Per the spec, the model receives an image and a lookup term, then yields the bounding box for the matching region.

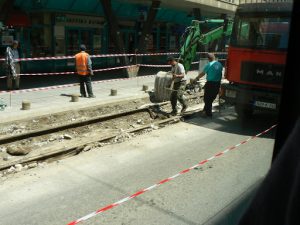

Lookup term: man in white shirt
[167,56,188,115]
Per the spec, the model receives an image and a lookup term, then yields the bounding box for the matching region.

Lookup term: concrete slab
[0,71,202,123]
[0,77,153,122]
[0,71,199,123]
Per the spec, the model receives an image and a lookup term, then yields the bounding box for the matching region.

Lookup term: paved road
[0,107,278,225]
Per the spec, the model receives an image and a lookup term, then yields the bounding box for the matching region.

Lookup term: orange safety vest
[75,52,90,76]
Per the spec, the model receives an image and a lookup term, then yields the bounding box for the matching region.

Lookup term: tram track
[0,94,203,172]
[0,104,183,171]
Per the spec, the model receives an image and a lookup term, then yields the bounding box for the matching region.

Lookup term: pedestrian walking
[195,53,223,118]
[6,40,21,90]
[167,56,188,115]
[75,44,95,98]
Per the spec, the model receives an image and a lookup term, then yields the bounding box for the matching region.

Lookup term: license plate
[225,90,237,98]
[254,101,276,109]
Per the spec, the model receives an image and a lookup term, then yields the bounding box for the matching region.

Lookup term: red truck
[221,1,292,118]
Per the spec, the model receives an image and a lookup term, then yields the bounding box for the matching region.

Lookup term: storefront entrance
[65,27,102,68]
[65,28,93,56]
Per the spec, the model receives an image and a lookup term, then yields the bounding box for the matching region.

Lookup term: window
[233,16,290,50]
[30,27,52,57]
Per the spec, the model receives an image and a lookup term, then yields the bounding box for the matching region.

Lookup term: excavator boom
[179,19,232,72]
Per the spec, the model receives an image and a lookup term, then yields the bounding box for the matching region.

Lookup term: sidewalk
[0,71,200,123]
[0,76,155,123]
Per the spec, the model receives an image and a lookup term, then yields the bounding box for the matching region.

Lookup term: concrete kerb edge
[0,113,182,171]
[0,101,222,171]
[0,94,149,124]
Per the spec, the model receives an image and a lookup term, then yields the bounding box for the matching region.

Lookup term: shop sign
[55,15,67,23]
[56,14,103,27]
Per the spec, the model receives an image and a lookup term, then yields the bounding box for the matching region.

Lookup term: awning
[6,11,31,27]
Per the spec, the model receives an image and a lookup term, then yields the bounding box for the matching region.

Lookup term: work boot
[170,110,178,116]
[199,111,212,118]
[7,77,13,90]
[15,77,20,90]
[88,95,96,98]
[181,105,187,114]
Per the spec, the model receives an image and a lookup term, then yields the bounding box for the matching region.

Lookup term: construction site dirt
[0,93,203,176]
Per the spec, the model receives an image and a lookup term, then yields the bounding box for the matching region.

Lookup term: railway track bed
[0,94,203,173]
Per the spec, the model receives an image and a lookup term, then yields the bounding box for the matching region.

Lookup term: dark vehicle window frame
[230,3,292,52]
[273,1,299,161]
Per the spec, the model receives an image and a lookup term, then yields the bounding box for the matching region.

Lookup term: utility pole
[100,0,130,77]
[137,0,161,54]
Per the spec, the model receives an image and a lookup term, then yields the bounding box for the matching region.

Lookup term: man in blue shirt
[195,53,223,118]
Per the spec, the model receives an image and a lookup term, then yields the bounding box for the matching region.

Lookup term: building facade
[0,0,238,72]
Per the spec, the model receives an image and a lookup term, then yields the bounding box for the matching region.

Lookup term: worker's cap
[207,53,215,60]
[167,56,175,62]
[80,44,86,51]
[13,40,18,45]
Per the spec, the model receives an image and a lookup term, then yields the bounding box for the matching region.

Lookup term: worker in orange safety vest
[75,44,95,98]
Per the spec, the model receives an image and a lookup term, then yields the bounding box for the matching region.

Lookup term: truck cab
[222,2,292,118]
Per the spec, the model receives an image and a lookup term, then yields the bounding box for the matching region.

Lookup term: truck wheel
[154,71,173,102]
[235,104,254,119]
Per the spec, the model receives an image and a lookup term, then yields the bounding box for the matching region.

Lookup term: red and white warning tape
[0,59,226,79]
[0,53,177,62]
[138,64,170,68]
[15,65,136,76]
[93,65,137,72]
[135,52,178,57]
[0,75,156,94]
[18,71,76,76]
[0,52,227,62]
[0,83,80,94]
[0,65,140,78]
[67,124,276,225]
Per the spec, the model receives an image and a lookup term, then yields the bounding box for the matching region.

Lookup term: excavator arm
[179,19,233,72]
[153,19,233,103]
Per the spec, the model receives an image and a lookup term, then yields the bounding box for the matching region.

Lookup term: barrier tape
[93,65,137,72]
[0,64,170,78]
[18,71,76,76]
[15,65,136,76]
[0,53,175,62]
[0,66,198,94]
[0,58,227,79]
[0,65,140,78]
[67,124,277,225]
[0,52,227,62]
[138,64,170,68]
[0,75,156,94]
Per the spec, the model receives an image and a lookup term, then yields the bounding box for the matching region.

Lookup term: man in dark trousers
[195,53,223,118]
[167,56,188,115]
[75,44,95,98]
